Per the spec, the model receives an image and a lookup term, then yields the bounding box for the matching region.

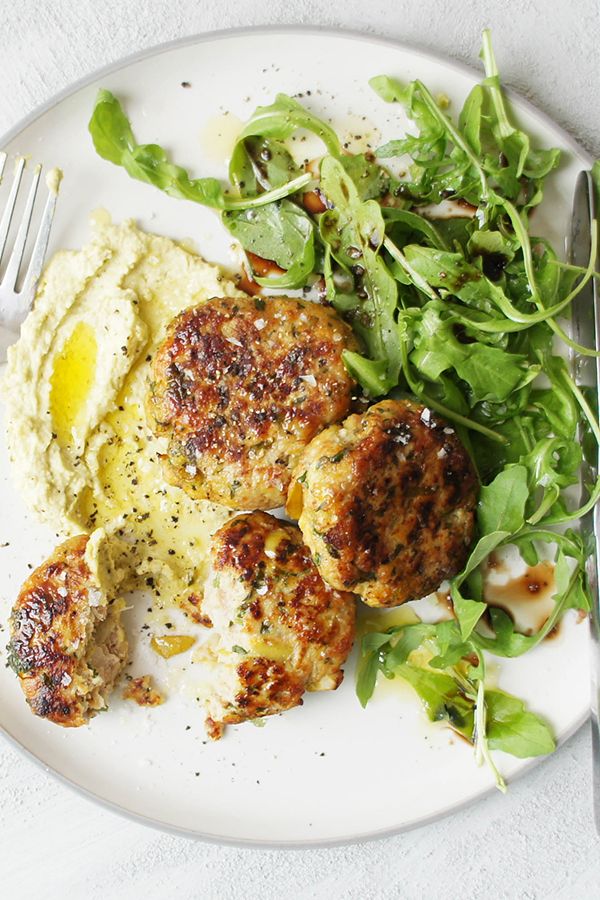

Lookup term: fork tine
[0,156,26,268]
[0,151,7,182]
[2,163,41,291]
[21,186,58,302]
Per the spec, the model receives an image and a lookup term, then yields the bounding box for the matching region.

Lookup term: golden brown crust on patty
[288,399,478,607]
[200,511,356,737]
[7,535,127,726]
[147,296,358,509]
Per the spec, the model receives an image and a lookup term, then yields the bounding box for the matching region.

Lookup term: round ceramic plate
[0,27,592,846]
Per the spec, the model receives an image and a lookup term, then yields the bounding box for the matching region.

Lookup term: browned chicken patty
[7,535,128,726]
[287,399,478,607]
[147,296,358,509]
[197,511,356,739]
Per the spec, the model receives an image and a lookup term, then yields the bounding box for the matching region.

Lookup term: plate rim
[0,23,592,849]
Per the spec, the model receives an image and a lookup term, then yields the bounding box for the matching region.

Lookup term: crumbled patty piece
[287,399,478,607]
[199,511,356,738]
[7,535,127,726]
[123,674,164,706]
[147,296,358,509]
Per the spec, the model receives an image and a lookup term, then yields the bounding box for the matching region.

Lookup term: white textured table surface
[1,2,599,898]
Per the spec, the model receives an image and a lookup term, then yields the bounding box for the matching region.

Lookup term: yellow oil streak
[285,480,303,520]
[151,634,196,658]
[199,112,244,164]
[49,321,97,447]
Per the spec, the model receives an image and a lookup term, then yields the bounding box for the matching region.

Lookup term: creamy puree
[3,214,242,606]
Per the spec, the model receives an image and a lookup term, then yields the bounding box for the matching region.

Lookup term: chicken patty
[7,534,128,726]
[147,295,358,509]
[287,399,478,607]
[197,511,355,739]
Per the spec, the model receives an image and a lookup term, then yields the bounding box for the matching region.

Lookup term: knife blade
[569,169,600,832]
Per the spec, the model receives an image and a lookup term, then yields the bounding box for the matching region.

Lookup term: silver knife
[569,169,600,832]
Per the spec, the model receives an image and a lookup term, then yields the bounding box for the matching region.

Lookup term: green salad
[88,30,600,789]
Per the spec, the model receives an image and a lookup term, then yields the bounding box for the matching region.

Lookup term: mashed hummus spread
[3,214,240,606]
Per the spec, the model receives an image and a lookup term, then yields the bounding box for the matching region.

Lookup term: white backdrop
[1,1,599,897]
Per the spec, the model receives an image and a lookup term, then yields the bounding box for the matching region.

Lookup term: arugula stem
[494,195,542,306]
[526,485,561,526]
[547,259,600,281]
[223,172,311,210]
[480,29,514,143]
[546,316,600,358]
[474,679,507,792]
[383,236,439,301]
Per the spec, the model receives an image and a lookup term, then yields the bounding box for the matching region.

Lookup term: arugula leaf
[467,228,516,262]
[341,352,392,397]
[396,663,475,739]
[455,345,537,403]
[222,200,315,289]
[229,136,303,195]
[356,649,381,708]
[89,90,310,210]
[382,208,450,251]
[485,690,555,757]
[428,620,476,669]
[477,465,529,534]
[341,153,390,201]
[382,623,436,672]
[234,93,342,158]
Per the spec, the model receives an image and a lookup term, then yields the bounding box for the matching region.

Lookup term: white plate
[0,27,592,846]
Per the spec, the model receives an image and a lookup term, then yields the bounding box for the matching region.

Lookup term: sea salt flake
[185,464,197,476]
[88,589,102,607]
[437,447,447,459]
[61,672,72,686]
[443,426,455,435]
[254,318,266,330]
[226,337,243,347]
[299,374,317,387]
[256,584,268,595]
[57,587,68,597]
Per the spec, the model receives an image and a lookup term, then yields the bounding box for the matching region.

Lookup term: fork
[0,152,59,362]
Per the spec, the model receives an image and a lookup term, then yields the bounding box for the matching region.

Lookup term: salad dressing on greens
[87,28,600,790]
